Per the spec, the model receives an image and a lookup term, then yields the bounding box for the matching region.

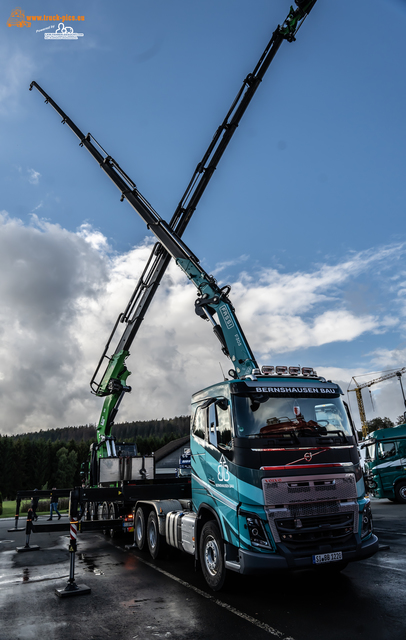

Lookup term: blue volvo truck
[164,371,378,589]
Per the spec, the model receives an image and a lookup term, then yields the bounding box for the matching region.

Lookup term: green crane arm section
[30,0,318,443]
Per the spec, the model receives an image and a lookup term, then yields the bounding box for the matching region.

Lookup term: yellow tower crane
[348,367,406,439]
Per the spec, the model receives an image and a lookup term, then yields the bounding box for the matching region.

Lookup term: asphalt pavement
[0,499,405,640]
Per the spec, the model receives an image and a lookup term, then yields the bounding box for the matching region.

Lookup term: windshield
[233,395,352,438]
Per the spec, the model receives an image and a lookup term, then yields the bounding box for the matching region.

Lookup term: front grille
[263,473,359,545]
[275,512,354,547]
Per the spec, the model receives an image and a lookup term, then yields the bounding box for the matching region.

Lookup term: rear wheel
[89,502,98,521]
[81,502,89,521]
[109,503,117,538]
[146,510,165,559]
[134,507,146,550]
[395,481,406,504]
[199,521,226,591]
[101,502,109,535]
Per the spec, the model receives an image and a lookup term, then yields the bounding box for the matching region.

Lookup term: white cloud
[212,254,249,276]
[0,214,405,434]
[27,168,41,184]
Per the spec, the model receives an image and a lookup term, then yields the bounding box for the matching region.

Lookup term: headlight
[361,501,373,539]
[246,516,271,548]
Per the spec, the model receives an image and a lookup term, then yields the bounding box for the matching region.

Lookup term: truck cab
[190,371,378,588]
[363,424,406,503]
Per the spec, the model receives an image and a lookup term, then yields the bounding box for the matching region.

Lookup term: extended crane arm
[29,84,258,428]
[29,0,318,442]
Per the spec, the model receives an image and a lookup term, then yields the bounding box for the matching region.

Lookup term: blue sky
[1,0,406,433]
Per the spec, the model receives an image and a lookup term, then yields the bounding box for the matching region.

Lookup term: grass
[0,499,68,518]
[1,501,17,518]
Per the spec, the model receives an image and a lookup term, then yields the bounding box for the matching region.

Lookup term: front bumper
[237,533,379,574]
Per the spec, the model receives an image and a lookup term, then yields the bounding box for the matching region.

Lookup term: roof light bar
[257,365,318,377]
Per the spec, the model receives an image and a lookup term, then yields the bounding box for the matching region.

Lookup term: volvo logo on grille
[304,452,313,462]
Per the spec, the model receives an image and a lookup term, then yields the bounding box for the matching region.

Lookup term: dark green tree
[366,416,394,434]
[55,447,78,488]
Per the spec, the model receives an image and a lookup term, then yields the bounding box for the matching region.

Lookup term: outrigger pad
[55,583,91,598]
[16,545,40,553]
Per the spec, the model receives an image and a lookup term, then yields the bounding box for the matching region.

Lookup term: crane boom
[348,367,406,438]
[29,0,318,445]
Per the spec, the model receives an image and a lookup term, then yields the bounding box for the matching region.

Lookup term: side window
[208,403,217,446]
[192,406,207,441]
[378,441,397,460]
[216,401,232,449]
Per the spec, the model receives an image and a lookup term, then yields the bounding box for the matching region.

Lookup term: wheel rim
[204,536,220,577]
[136,518,143,541]
[399,485,406,500]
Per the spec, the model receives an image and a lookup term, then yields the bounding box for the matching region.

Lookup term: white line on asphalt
[0,573,70,586]
[361,560,406,573]
[374,528,406,537]
[135,555,295,640]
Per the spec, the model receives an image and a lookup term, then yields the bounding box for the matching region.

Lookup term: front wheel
[199,521,226,591]
[395,481,406,504]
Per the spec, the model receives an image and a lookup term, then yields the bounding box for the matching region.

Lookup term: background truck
[29,0,378,590]
[362,424,406,503]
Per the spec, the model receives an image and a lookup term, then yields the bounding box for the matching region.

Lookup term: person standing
[47,489,61,521]
[30,489,39,521]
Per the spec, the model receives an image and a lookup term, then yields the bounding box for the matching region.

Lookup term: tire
[81,502,89,521]
[134,507,146,550]
[395,481,406,504]
[146,510,165,559]
[199,521,226,591]
[109,503,117,538]
[90,502,98,521]
[101,502,109,535]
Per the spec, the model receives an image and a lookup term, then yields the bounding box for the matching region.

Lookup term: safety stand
[55,520,91,598]
[8,513,25,533]
[16,511,40,552]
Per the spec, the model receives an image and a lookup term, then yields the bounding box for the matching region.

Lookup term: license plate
[312,551,343,564]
